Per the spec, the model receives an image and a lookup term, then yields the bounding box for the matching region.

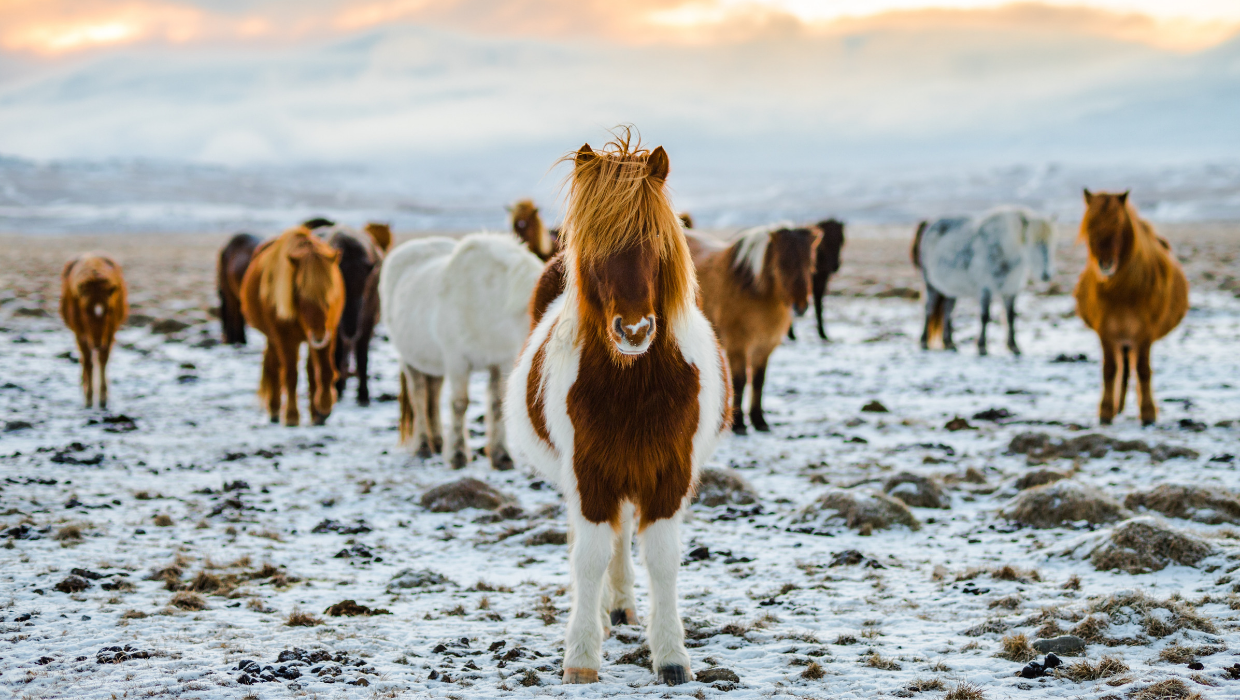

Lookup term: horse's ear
[647,146,669,181]
[575,144,595,168]
[1118,190,1129,205]
[1083,188,1093,203]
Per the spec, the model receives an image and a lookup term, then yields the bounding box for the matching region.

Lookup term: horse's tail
[398,366,415,445]
[911,220,928,269]
[926,292,945,346]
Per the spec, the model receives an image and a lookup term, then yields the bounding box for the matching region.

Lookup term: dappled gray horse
[911,206,1056,355]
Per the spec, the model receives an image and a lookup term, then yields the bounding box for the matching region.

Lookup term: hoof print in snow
[420,478,514,513]
[792,488,919,534]
[883,471,948,509]
[54,575,91,593]
[1002,480,1128,528]
[694,467,759,507]
[387,568,454,592]
[1084,517,1215,573]
[1123,484,1240,525]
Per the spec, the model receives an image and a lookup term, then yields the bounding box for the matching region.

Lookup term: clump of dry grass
[834,633,858,645]
[519,668,540,687]
[1089,590,1217,638]
[247,597,274,613]
[793,488,921,532]
[801,661,825,679]
[152,514,174,527]
[54,524,83,542]
[1071,614,1111,643]
[943,682,985,700]
[906,678,946,692]
[989,594,1023,610]
[1063,574,1081,590]
[285,607,322,627]
[252,529,282,541]
[1002,480,1127,528]
[471,580,513,593]
[121,609,147,619]
[1129,678,1203,700]
[170,591,207,611]
[1090,518,1214,574]
[188,571,221,593]
[996,633,1037,662]
[1124,484,1240,525]
[1158,642,1225,664]
[991,565,1041,583]
[860,651,901,671]
[1058,655,1129,682]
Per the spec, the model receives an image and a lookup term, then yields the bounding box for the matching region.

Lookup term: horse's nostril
[613,316,624,338]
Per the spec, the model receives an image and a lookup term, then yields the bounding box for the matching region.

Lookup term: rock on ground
[1008,432,1199,463]
[1088,517,1216,574]
[1002,480,1128,528]
[1013,469,1069,490]
[793,488,919,533]
[694,467,758,507]
[883,471,948,509]
[1124,484,1240,525]
[420,478,514,513]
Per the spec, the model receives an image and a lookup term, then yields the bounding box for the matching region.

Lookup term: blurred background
[1,0,1238,234]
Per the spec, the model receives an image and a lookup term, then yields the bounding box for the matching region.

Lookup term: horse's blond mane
[559,129,695,320]
[260,227,341,320]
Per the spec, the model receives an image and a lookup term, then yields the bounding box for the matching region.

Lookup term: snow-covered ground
[2,288,1239,699]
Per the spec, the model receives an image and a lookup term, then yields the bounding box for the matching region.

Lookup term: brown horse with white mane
[1075,190,1187,426]
[509,199,556,261]
[688,224,820,434]
[241,226,345,426]
[506,133,729,685]
[61,254,128,409]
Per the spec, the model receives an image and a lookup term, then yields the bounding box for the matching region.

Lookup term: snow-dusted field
[3,279,1240,699]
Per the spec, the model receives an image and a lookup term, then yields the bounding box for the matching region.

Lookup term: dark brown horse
[689,224,820,434]
[328,225,390,405]
[1075,190,1188,425]
[217,233,260,345]
[509,199,556,261]
[788,219,845,340]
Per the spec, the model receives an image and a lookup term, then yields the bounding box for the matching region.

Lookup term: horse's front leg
[605,503,638,628]
[748,346,775,432]
[640,516,691,685]
[1003,294,1020,355]
[261,342,281,422]
[563,510,613,684]
[402,367,432,457]
[278,335,300,426]
[426,374,445,454]
[1098,338,1118,425]
[727,351,748,435]
[447,371,470,468]
[941,296,958,351]
[815,274,830,341]
[1135,341,1156,426]
[977,288,991,356]
[920,284,940,350]
[333,335,349,399]
[486,366,513,470]
[354,321,375,406]
[77,337,94,408]
[96,343,112,410]
[308,344,335,426]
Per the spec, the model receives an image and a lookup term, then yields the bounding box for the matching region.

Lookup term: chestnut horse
[217,232,260,345]
[240,226,345,426]
[506,134,729,685]
[1075,190,1187,425]
[509,199,556,261]
[328,224,391,406]
[60,254,128,409]
[688,224,819,434]
[789,219,845,341]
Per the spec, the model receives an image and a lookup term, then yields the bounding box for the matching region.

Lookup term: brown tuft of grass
[188,571,221,593]
[170,591,207,611]
[1091,519,1215,574]
[519,668,540,687]
[989,594,1023,610]
[471,580,512,593]
[247,597,274,613]
[285,607,323,627]
[1059,655,1129,682]
[121,609,147,619]
[996,633,1037,662]
[834,633,858,645]
[1130,679,1203,700]
[1072,614,1111,642]
[906,677,946,692]
[801,661,825,680]
[943,682,985,700]
[252,529,282,541]
[1063,574,1081,590]
[860,650,901,671]
[1003,480,1127,528]
[152,514,174,527]
[992,565,1041,582]
[54,524,83,541]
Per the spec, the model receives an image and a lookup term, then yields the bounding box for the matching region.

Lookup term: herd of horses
[53,132,1190,685]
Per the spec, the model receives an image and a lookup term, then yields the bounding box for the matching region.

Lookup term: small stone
[861,400,888,413]
[420,478,514,512]
[1031,635,1085,655]
[54,575,91,593]
[944,416,973,431]
[1187,661,1204,671]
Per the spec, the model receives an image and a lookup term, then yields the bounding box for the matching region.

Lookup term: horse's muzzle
[611,315,656,356]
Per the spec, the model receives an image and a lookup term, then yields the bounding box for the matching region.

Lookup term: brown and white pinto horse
[241,226,345,426]
[60,254,128,409]
[217,232,260,345]
[506,134,729,686]
[688,224,820,434]
[509,199,556,261]
[1075,190,1188,426]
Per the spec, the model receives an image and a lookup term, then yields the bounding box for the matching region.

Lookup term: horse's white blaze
[93,304,103,318]
[623,317,650,335]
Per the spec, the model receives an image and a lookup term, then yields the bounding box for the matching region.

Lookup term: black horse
[327,226,389,405]
[789,219,845,341]
[217,233,260,345]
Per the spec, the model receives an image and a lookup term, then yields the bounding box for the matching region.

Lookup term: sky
[0,1,1237,169]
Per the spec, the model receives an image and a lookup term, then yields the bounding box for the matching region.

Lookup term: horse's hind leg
[486,366,513,471]
[640,516,691,685]
[815,274,830,341]
[941,296,958,351]
[1003,294,1020,355]
[354,319,375,406]
[749,347,775,432]
[921,284,942,350]
[977,288,991,356]
[727,351,748,435]
[426,374,444,454]
[605,503,638,628]
[1135,341,1156,426]
[562,510,612,684]
[447,371,470,469]
[402,366,432,457]
[1116,346,1131,416]
[1098,338,1119,425]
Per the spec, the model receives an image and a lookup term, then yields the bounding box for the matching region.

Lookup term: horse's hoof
[269,416,279,424]
[492,453,514,471]
[731,423,748,436]
[562,668,598,684]
[945,344,958,352]
[357,397,370,408]
[311,413,328,426]
[450,451,468,469]
[1099,416,1113,426]
[751,421,770,433]
[977,346,988,356]
[610,608,638,626]
[432,437,444,453]
[658,665,690,686]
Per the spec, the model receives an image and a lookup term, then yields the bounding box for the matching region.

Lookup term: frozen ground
[2,285,1240,699]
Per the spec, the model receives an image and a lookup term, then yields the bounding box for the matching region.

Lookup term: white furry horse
[380,233,544,470]
[912,206,1056,355]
